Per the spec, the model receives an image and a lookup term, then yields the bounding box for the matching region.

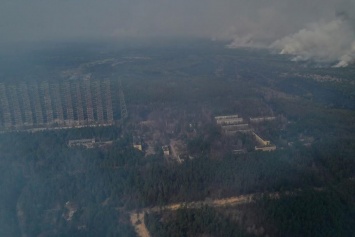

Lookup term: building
[215,114,244,125]
[255,146,276,152]
[133,136,142,151]
[215,114,250,135]
[252,132,276,152]
[162,145,170,156]
[253,132,270,146]
[250,116,276,123]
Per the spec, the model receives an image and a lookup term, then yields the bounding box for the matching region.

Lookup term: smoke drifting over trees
[270,17,355,67]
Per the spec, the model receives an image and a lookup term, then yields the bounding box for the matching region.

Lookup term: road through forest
[129,192,275,237]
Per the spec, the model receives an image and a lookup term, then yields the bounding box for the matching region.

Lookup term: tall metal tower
[75,80,85,124]
[20,83,34,126]
[119,80,128,119]
[31,82,44,125]
[84,78,94,123]
[93,80,104,123]
[51,83,64,124]
[41,81,53,125]
[0,83,12,128]
[9,85,23,127]
[63,81,74,124]
[103,79,114,123]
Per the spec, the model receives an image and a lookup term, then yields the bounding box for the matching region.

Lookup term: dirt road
[130,193,259,237]
[130,211,151,237]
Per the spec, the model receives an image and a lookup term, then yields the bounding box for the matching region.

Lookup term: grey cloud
[0,0,342,40]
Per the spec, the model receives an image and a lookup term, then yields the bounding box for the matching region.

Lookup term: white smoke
[271,18,355,67]
[227,34,265,48]
[333,41,355,67]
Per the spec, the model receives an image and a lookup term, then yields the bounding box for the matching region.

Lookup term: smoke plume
[270,17,355,67]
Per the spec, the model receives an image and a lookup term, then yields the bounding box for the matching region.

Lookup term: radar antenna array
[119,80,128,119]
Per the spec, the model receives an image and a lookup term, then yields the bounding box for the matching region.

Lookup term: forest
[0,41,354,236]
[0,122,354,236]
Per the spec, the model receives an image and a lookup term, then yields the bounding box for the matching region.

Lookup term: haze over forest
[0,1,354,237]
[1,0,355,67]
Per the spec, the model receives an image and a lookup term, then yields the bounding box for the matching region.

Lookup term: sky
[1,0,354,66]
